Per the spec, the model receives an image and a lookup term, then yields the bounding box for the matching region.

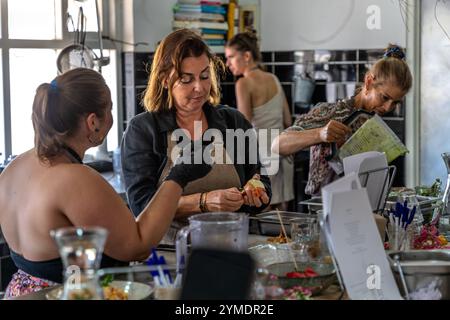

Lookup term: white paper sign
[328,188,403,300]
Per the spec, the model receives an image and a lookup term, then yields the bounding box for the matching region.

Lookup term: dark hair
[369,44,412,93]
[226,32,263,66]
[143,29,224,112]
[32,68,111,161]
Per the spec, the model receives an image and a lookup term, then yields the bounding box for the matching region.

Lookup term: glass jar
[51,227,108,300]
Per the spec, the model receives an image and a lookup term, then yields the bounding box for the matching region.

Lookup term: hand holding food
[242,175,270,207]
[204,187,244,212]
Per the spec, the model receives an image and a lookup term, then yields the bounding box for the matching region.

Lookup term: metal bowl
[266,261,336,296]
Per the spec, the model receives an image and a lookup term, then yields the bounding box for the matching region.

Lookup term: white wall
[128,0,178,52]
[124,0,407,52]
[260,0,406,51]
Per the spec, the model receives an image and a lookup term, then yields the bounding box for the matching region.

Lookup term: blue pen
[401,205,410,228]
[405,206,416,229]
[159,255,172,284]
[395,202,403,219]
[146,248,160,277]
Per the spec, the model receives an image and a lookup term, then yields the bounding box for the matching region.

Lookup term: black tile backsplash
[261,51,272,62]
[274,51,295,62]
[281,84,292,108]
[222,69,235,83]
[274,65,294,82]
[220,84,237,108]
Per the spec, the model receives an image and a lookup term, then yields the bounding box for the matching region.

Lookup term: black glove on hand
[164,141,213,188]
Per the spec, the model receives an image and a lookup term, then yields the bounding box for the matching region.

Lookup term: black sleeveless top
[10,250,128,283]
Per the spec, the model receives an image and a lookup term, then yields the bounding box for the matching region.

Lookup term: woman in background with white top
[225,32,294,210]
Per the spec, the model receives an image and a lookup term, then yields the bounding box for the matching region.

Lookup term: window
[10,49,58,155]
[8,0,62,40]
[67,0,101,32]
[1,0,120,162]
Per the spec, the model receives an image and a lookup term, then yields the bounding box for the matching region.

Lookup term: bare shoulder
[48,163,110,194]
[236,77,250,90]
[249,70,278,89]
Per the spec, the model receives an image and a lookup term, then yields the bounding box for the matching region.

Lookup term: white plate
[46,281,153,300]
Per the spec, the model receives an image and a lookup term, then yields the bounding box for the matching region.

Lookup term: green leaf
[101,274,114,287]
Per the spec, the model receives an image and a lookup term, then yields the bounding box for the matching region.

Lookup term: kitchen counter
[10,235,346,300]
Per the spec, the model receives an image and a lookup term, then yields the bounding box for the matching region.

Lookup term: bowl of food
[46,281,153,300]
[265,261,336,296]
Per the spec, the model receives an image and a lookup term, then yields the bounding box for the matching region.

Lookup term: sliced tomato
[286,272,305,278]
[304,268,318,277]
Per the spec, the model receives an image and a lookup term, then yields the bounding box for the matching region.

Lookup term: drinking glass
[290,217,320,261]
[51,226,108,300]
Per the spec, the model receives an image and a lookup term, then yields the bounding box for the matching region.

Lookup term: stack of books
[173,0,229,47]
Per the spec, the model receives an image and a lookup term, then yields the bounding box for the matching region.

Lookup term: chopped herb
[101,274,114,287]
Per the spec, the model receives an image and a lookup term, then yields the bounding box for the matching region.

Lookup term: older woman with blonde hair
[273,44,413,196]
[121,29,271,244]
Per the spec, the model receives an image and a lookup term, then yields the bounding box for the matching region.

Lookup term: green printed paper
[338,115,408,163]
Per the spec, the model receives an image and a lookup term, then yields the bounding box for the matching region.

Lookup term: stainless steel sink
[388,250,450,299]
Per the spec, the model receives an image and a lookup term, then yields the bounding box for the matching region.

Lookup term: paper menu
[338,114,408,163]
[322,172,362,219]
[326,188,403,300]
[321,173,362,254]
[343,152,389,212]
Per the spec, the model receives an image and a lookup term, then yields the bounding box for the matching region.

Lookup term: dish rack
[300,165,397,215]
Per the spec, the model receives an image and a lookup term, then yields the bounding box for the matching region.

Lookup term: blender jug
[176,212,249,272]
[51,226,108,300]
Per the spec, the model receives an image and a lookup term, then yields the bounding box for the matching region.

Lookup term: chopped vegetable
[285,267,318,278]
[101,274,114,287]
[283,286,312,300]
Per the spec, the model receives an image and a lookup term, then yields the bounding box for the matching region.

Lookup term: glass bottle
[51,227,108,300]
